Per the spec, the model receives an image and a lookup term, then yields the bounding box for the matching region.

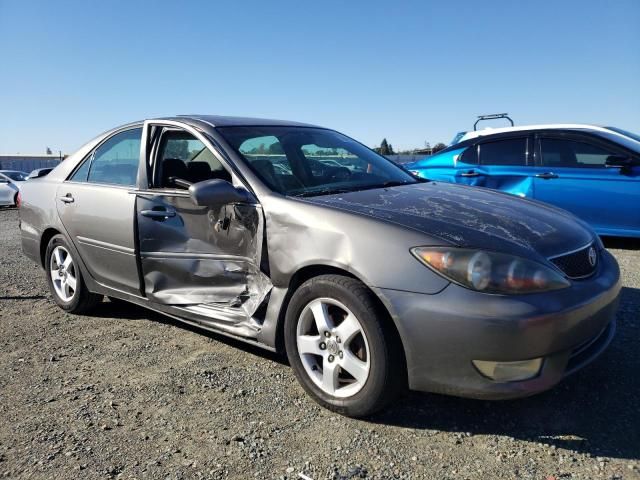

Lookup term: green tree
[432,142,447,153]
[377,138,394,155]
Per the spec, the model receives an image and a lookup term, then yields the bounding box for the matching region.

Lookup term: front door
[472,136,535,197]
[135,123,270,320]
[533,134,640,235]
[56,127,142,295]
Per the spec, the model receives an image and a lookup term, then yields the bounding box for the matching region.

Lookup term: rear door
[134,122,270,325]
[533,133,640,235]
[56,127,142,295]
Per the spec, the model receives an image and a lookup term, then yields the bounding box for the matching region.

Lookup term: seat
[251,160,282,191]
[161,158,189,188]
[187,161,212,183]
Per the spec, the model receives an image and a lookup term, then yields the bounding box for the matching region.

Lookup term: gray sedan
[18,116,620,417]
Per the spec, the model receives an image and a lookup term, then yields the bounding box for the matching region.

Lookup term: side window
[70,156,92,182]
[478,138,528,166]
[460,144,478,165]
[540,138,616,168]
[157,130,231,188]
[87,128,142,186]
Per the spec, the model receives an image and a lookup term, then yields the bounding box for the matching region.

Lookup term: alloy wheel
[49,246,77,302]
[296,297,371,398]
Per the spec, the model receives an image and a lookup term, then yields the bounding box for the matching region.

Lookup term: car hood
[303,182,594,259]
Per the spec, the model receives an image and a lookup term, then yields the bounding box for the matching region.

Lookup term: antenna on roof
[474,113,514,131]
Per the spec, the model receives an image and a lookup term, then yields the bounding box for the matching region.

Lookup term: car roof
[169,114,322,128]
[458,124,622,142]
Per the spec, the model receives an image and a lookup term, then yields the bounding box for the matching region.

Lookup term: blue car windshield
[604,127,640,146]
[599,128,640,154]
[217,126,417,197]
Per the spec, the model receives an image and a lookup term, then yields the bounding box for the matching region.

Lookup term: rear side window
[70,156,91,182]
[540,138,617,168]
[478,138,528,166]
[87,128,142,186]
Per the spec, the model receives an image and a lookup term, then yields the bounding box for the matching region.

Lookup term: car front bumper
[377,248,621,399]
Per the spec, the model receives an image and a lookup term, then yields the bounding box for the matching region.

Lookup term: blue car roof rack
[474,113,514,131]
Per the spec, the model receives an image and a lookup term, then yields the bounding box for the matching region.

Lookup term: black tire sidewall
[45,235,84,311]
[284,276,396,417]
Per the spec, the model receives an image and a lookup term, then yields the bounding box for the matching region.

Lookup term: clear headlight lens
[411,247,570,294]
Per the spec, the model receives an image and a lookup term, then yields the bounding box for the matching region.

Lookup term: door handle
[58,194,74,203]
[535,172,558,179]
[140,208,176,220]
[460,170,482,177]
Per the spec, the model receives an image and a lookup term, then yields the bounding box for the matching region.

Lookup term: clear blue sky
[0,0,638,154]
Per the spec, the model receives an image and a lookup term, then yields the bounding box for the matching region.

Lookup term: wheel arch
[40,227,62,268]
[273,264,408,381]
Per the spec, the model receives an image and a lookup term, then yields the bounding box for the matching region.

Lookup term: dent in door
[138,195,272,318]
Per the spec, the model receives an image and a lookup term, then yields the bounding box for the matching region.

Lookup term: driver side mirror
[605,155,635,171]
[189,179,253,207]
[0,178,9,184]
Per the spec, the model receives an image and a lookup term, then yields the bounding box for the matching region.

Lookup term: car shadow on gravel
[89,299,288,365]
[85,290,639,460]
[602,236,640,250]
[370,286,640,461]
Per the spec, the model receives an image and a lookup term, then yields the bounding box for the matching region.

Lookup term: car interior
[156,130,232,189]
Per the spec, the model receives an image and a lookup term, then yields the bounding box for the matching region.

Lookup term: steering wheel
[328,166,352,182]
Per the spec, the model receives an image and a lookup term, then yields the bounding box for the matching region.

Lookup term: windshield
[596,128,640,154]
[217,126,417,196]
[2,171,28,181]
[605,127,640,145]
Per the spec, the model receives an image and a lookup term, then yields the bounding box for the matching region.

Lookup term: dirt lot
[0,208,638,480]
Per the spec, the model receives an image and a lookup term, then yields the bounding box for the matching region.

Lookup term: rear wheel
[45,234,102,313]
[284,274,405,417]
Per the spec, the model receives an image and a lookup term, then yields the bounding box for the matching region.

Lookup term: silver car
[0,170,27,206]
[19,116,621,417]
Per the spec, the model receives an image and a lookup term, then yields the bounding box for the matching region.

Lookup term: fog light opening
[472,358,543,382]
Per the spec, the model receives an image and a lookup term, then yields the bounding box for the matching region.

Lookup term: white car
[0,170,27,206]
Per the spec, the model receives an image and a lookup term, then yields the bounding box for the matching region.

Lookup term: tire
[13,192,18,207]
[284,274,406,417]
[45,234,103,314]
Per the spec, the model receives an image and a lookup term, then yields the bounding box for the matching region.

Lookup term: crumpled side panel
[137,194,272,320]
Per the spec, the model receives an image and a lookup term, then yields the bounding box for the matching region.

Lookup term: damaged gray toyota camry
[19,115,621,417]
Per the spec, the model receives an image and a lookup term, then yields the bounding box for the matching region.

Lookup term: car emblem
[588,247,597,267]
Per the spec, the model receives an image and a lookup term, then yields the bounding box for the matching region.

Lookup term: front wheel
[284,275,405,417]
[45,234,103,313]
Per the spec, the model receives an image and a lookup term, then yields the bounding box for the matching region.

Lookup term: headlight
[411,247,570,294]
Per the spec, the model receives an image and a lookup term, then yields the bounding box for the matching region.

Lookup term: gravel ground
[0,207,638,480]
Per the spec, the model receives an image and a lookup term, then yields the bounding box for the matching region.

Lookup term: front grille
[549,243,597,279]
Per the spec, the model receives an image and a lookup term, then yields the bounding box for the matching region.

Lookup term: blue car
[406,124,640,238]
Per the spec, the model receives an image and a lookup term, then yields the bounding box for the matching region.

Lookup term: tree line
[373,138,447,155]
